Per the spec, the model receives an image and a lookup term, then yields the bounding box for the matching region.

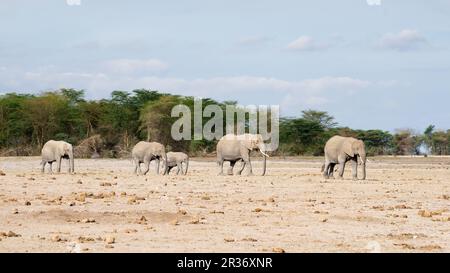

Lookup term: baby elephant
[164,152,189,175]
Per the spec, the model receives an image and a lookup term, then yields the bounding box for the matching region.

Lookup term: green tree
[279,117,325,155]
[393,129,420,155]
[301,110,337,129]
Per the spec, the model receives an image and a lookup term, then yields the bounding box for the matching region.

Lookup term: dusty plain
[0,156,449,253]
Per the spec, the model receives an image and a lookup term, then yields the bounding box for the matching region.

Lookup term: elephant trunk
[69,150,75,173]
[360,154,366,180]
[258,143,267,176]
[162,152,168,175]
[261,153,266,176]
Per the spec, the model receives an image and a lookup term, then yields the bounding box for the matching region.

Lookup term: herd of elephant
[39,134,367,180]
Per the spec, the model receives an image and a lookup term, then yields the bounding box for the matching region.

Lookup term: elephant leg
[323,160,331,179]
[57,157,62,173]
[133,158,139,175]
[218,159,225,175]
[180,162,185,175]
[41,161,46,173]
[337,157,346,179]
[155,158,160,175]
[236,160,245,175]
[48,162,53,174]
[142,158,151,175]
[351,158,358,180]
[227,160,236,175]
[328,163,336,179]
[176,163,182,175]
[245,158,253,176]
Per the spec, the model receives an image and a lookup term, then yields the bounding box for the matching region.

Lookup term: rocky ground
[0,156,449,253]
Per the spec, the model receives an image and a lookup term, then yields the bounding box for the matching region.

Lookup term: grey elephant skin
[322,135,366,180]
[164,152,189,175]
[132,141,168,175]
[216,134,269,176]
[41,140,75,174]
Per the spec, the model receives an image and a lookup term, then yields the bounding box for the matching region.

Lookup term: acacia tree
[393,129,420,155]
[301,110,337,129]
[140,95,186,150]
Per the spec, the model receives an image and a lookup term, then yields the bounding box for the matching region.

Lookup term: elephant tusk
[260,150,270,157]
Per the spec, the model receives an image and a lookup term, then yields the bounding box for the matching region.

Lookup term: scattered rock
[69,201,76,207]
[24,201,31,206]
[105,244,114,249]
[242,237,258,242]
[418,210,432,218]
[189,217,200,224]
[178,209,188,215]
[12,209,18,214]
[170,219,179,226]
[395,204,412,209]
[124,229,138,234]
[51,235,63,242]
[76,180,83,184]
[0,231,21,238]
[272,247,285,253]
[253,208,263,213]
[224,238,235,242]
[105,236,115,244]
[0,170,5,176]
[100,182,112,187]
[75,193,86,202]
[209,210,225,214]
[77,236,95,243]
[80,218,96,223]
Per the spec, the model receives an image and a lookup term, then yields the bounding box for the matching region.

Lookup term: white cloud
[0,65,372,115]
[103,58,169,74]
[287,36,328,51]
[378,29,427,51]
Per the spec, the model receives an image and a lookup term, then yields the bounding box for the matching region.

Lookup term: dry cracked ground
[0,156,449,253]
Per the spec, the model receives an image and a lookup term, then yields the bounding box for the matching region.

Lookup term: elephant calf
[322,135,366,180]
[41,140,75,174]
[164,152,189,175]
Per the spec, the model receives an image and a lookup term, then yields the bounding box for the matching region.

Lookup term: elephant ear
[63,143,71,153]
[343,139,356,157]
[242,139,255,150]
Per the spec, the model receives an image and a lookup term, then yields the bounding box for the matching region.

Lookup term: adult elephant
[216,134,269,176]
[322,135,366,180]
[41,140,75,174]
[132,141,168,175]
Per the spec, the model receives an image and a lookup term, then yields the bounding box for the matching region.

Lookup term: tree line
[0,89,448,157]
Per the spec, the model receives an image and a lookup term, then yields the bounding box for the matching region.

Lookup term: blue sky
[1,0,449,132]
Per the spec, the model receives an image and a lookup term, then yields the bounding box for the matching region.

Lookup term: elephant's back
[131,141,147,154]
[325,135,346,147]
